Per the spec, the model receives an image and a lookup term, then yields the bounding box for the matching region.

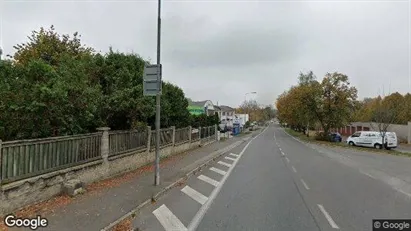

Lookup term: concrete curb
[101,131,260,231]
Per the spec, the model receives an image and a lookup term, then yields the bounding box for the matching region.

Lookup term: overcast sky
[1,0,410,108]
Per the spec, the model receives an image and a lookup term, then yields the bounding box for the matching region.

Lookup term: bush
[0,26,194,141]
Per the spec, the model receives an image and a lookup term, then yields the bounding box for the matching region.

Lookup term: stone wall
[0,137,207,216]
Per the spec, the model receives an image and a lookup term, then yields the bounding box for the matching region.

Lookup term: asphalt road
[132,124,411,231]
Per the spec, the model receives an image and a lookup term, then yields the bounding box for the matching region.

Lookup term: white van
[346,131,398,150]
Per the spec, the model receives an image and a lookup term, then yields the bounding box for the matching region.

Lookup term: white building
[234,114,249,127]
[220,105,236,128]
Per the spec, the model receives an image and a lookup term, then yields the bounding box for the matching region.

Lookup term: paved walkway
[10,133,257,231]
[396,144,411,153]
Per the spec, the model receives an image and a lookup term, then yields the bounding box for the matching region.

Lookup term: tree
[237,100,272,122]
[314,72,358,136]
[158,82,191,128]
[262,106,276,120]
[276,71,357,140]
[276,88,305,131]
[404,93,411,123]
[0,27,102,140]
[0,26,195,141]
[296,71,322,135]
[382,92,405,124]
[351,97,378,122]
[12,25,94,65]
[371,96,398,149]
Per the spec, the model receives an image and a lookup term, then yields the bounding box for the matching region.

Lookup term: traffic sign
[143,64,162,96]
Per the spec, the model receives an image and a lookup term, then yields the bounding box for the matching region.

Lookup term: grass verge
[284,128,411,158]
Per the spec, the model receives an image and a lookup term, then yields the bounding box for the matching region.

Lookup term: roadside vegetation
[276,71,411,141]
[0,26,217,141]
[276,71,411,157]
[285,127,411,158]
[276,71,357,140]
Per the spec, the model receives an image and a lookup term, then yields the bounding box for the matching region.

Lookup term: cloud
[1,1,409,107]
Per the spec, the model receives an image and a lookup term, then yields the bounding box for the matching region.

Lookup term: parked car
[346,131,398,150]
[316,131,342,142]
[329,132,342,142]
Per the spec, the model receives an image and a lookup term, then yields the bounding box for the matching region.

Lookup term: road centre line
[292,166,297,173]
[300,179,310,190]
[285,157,290,163]
[317,204,340,229]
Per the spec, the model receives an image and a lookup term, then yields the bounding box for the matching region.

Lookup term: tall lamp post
[244,92,257,124]
[154,0,162,186]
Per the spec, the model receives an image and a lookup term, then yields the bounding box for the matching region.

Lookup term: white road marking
[217,161,232,168]
[292,166,297,173]
[279,147,282,152]
[224,156,236,161]
[360,170,376,179]
[318,204,340,229]
[300,179,310,190]
[210,167,226,175]
[285,157,290,163]
[181,186,208,205]
[198,175,219,187]
[187,126,269,231]
[281,151,285,156]
[398,189,411,198]
[153,204,188,231]
[229,153,239,157]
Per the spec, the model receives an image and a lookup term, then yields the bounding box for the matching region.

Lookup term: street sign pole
[154,0,162,186]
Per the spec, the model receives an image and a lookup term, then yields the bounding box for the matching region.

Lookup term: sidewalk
[5,133,256,231]
[396,143,411,154]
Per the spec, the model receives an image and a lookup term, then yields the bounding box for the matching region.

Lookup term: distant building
[187,100,216,116]
[213,105,222,119]
[220,105,236,128]
[234,114,249,127]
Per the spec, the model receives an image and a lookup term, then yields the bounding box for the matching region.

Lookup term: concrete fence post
[172,126,176,146]
[408,122,411,144]
[97,127,111,165]
[188,126,192,143]
[199,127,202,140]
[147,126,152,152]
[215,124,218,141]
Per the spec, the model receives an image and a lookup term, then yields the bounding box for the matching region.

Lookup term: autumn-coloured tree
[276,86,309,131]
[315,72,358,135]
[352,92,411,125]
[236,100,275,122]
[276,71,358,138]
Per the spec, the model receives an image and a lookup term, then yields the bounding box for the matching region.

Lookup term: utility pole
[154,0,162,186]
